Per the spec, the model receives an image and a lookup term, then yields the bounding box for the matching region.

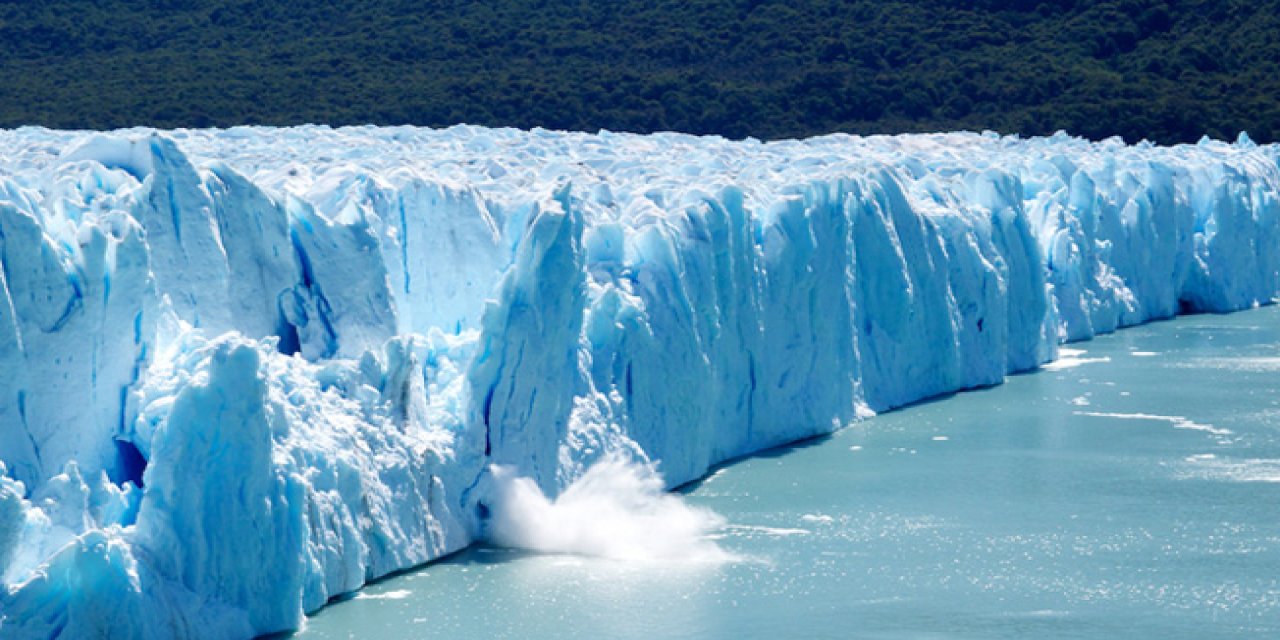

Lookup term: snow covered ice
[0,125,1278,638]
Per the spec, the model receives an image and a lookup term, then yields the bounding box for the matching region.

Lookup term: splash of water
[483,455,736,563]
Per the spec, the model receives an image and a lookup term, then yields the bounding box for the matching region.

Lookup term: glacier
[0,125,1277,638]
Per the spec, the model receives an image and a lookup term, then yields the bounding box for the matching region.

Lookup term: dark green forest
[1,0,1276,143]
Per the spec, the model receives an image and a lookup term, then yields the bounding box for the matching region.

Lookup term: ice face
[0,126,1278,638]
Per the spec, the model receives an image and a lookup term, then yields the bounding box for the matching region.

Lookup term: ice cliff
[0,126,1277,638]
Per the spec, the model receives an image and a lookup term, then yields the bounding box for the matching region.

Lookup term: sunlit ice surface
[3,126,1279,638]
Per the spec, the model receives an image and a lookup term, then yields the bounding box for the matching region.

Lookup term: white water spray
[483,455,735,563]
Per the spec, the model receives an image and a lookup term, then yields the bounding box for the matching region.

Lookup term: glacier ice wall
[0,126,1277,638]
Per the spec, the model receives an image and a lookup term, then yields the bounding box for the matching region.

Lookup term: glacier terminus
[0,126,1278,638]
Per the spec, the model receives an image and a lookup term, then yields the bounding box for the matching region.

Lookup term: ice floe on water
[1176,457,1280,483]
[1042,348,1111,370]
[1073,411,1233,436]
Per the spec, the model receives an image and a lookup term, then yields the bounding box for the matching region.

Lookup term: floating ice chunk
[355,589,414,601]
[1073,411,1232,436]
[1178,457,1280,483]
[1042,348,1112,370]
[800,514,835,524]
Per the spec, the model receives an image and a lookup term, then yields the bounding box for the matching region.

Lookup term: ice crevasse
[0,126,1277,638]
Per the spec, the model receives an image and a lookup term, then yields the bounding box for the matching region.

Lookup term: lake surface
[293,307,1280,639]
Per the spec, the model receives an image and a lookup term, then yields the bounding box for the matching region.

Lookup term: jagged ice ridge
[0,126,1278,638]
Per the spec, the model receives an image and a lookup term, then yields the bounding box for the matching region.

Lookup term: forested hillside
[0,0,1276,142]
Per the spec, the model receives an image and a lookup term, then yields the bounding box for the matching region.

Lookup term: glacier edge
[0,126,1277,638]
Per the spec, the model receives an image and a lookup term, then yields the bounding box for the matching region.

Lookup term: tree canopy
[0,0,1275,143]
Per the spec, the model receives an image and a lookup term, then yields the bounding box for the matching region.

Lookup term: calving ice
[0,126,1277,638]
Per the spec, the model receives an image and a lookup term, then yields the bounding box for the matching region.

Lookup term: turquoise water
[294,308,1280,639]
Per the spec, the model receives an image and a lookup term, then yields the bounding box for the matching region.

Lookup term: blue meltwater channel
[292,307,1280,639]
